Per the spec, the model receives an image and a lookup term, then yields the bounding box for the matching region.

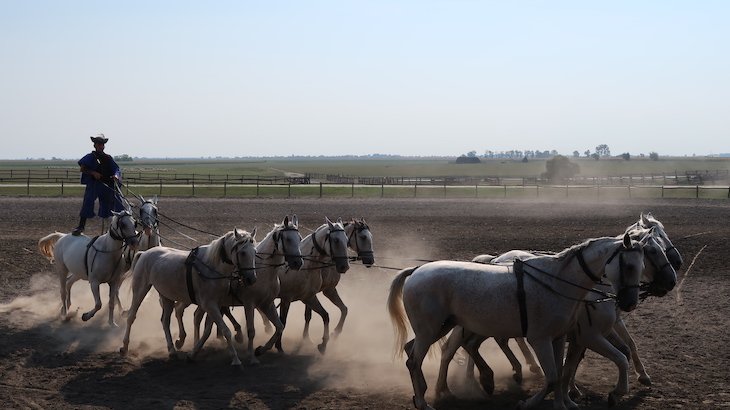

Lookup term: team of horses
[38,197,681,409]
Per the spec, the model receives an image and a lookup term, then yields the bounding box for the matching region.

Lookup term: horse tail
[38,232,64,263]
[387,266,419,359]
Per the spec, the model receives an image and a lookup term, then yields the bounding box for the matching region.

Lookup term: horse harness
[513,243,642,337]
[310,225,348,268]
[346,221,374,262]
[184,239,256,305]
[84,213,137,279]
[256,224,301,268]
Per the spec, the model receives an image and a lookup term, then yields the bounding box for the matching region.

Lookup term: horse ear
[152,195,158,204]
[251,227,257,241]
[283,215,290,227]
[292,214,298,226]
[640,213,650,227]
[337,217,343,225]
[326,216,335,229]
[234,227,242,239]
[623,232,632,248]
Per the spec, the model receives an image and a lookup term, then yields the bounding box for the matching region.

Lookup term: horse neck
[300,226,327,265]
[540,237,621,299]
[199,236,234,273]
[255,229,286,276]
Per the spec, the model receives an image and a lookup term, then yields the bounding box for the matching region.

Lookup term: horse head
[638,233,677,297]
[231,228,257,286]
[110,210,139,250]
[274,215,304,270]
[138,196,159,236]
[604,233,644,312]
[323,217,350,274]
[346,217,374,267]
[638,212,683,270]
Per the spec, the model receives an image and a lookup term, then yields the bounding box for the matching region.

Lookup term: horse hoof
[512,372,523,385]
[119,347,128,355]
[186,353,195,363]
[317,343,327,355]
[231,362,242,369]
[479,377,495,395]
[638,375,652,386]
[254,346,265,356]
[434,389,454,401]
[175,339,184,350]
[81,313,92,322]
[569,388,583,400]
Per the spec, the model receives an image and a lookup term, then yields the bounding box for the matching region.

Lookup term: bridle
[109,211,139,246]
[346,221,374,261]
[311,223,349,265]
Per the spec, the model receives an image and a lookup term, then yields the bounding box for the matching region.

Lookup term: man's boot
[72,217,86,236]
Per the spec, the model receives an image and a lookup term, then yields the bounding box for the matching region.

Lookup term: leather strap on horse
[219,241,233,265]
[312,230,328,256]
[514,259,529,337]
[84,236,100,278]
[576,248,602,282]
[185,247,199,304]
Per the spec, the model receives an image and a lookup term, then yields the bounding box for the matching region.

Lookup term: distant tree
[542,155,580,182]
[595,144,611,157]
[467,150,477,157]
[591,153,600,161]
[620,152,631,160]
[649,152,659,160]
[572,150,580,158]
[584,149,591,158]
[640,153,646,158]
[456,155,480,164]
[114,154,134,162]
[522,156,528,163]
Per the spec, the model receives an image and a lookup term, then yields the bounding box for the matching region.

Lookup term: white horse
[388,233,644,410]
[120,228,257,366]
[296,218,374,341]
[38,210,139,326]
[62,196,160,313]
[273,217,350,354]
[436,229,677,407]
[446,213,683,399]
[185,215,305,364]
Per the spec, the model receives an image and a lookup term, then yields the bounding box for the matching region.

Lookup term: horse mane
[551,236,620,269]
[206,230,253,265]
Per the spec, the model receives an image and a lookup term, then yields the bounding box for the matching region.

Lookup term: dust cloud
[1,247,535,396]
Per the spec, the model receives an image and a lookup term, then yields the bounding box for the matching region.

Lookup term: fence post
[288,183,291,198]
[192,180,195,197]
[26,178,30,195]
[414,183,417,198]
[61,180,64,196]
[628,185,631,199]
[223,181,227,197]
[159,180,163,196]
[504,185,507,198]
[661,185,664,198]
[320,182,323,198]
[381,183,384,198]
[696,185,699,199]
[351,182,354,198]
[475,184,478,198]
[566,184,569,198]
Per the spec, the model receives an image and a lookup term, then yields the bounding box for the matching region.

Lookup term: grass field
[2,156,730,179]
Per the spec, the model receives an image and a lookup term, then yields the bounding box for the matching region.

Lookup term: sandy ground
[0,196,728,409]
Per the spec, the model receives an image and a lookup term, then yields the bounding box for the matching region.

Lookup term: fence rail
[2,179,729,200]
[1,168,728,187]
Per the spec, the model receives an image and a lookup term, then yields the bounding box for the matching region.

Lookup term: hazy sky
[1,1,728,159]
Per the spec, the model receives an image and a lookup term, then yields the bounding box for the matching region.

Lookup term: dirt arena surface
[1,196,728,409]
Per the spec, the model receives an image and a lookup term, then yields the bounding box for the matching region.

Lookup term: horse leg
[516,336,542,374]
[191,304,241,367]
[159,296,177,357]
[57,264,70,320]
[614,317,651,385]
[302,305,313,343]
[302,295,330,354]
[405,337,436,410]
[495,337,524,384]
[107,281,120,327]
[223,307,244,344]
[462,335,495,396]
[520,337,562,410]
[255,302,284,357]
[435,330,463,400]
[261,308,273,334]
[322,287,348,337]
[583,333,631,406]
[174,301,188,349]
[560,334,584,408]
[193,306,205,345]
[275,300,292,353]
[65,273,80,311]
[81,280,103,321]
[242,304,259,365]
[120,282,152,355]
[189,314,215,362]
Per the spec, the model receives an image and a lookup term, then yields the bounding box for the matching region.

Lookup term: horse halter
[109,211,139,245]
[347,221,374,261]
[312,224,349,263]
[221,235,257,286]
[272,224,301,258]
[138,201,159,231]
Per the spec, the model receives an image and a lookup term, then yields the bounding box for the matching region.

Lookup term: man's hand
[92,171,102,180]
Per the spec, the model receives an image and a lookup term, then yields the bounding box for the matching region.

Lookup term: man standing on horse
[72,134,124,235]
